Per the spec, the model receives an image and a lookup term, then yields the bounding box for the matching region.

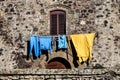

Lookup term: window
[50,10,66,35]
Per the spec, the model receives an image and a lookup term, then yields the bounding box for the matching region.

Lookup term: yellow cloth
[70,33,95,62]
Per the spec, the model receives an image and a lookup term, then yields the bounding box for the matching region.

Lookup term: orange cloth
[70,33,95,62]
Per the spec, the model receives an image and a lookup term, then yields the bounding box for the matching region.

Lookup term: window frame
[50,10,66,35]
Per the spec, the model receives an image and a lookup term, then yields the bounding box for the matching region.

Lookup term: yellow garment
[85,33,95,61]
[70,33,95,62]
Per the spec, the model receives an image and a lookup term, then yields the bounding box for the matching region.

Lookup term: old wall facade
[0,0,120,69]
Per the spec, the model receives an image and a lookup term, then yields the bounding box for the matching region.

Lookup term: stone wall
[0,0,120,69]
[93,0,120,67]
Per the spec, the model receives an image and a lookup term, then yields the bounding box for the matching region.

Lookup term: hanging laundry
[29,36,39,57]
[85,33,95,61]
[70,33,95,62]
[58,35,68,49]
[52,36,56,46]
[39,36,52,55]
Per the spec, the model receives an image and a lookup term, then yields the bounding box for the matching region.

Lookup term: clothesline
[30,33,96,38]
[29,33,95,63]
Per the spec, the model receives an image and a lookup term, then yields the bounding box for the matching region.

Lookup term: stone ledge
[0,68,119,75]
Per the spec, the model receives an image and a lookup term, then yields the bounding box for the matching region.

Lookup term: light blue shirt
[58,35,68,49]
[39,36,52,55]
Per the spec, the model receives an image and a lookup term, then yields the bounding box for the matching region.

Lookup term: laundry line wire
[30,33,96,37]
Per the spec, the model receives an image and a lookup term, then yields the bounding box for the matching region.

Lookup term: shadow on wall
[27,41,49,60]
[26,40,80,69]
[69,40,79,67]
[26,40,85,69]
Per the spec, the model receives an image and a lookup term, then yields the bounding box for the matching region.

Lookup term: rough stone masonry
[0,0,120,69]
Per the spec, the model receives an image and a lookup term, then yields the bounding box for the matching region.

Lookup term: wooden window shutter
[50,10,66,35]
[50,14,57,35]
[59,14,66,35]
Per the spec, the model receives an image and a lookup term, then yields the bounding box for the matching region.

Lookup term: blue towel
[39,36,52,55]
[29,36,39,57]
[58,35,68,49]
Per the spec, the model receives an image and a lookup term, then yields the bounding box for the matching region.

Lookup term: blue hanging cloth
[39,36,52,55]
[58,35,68,49]
[29,36,39,57]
